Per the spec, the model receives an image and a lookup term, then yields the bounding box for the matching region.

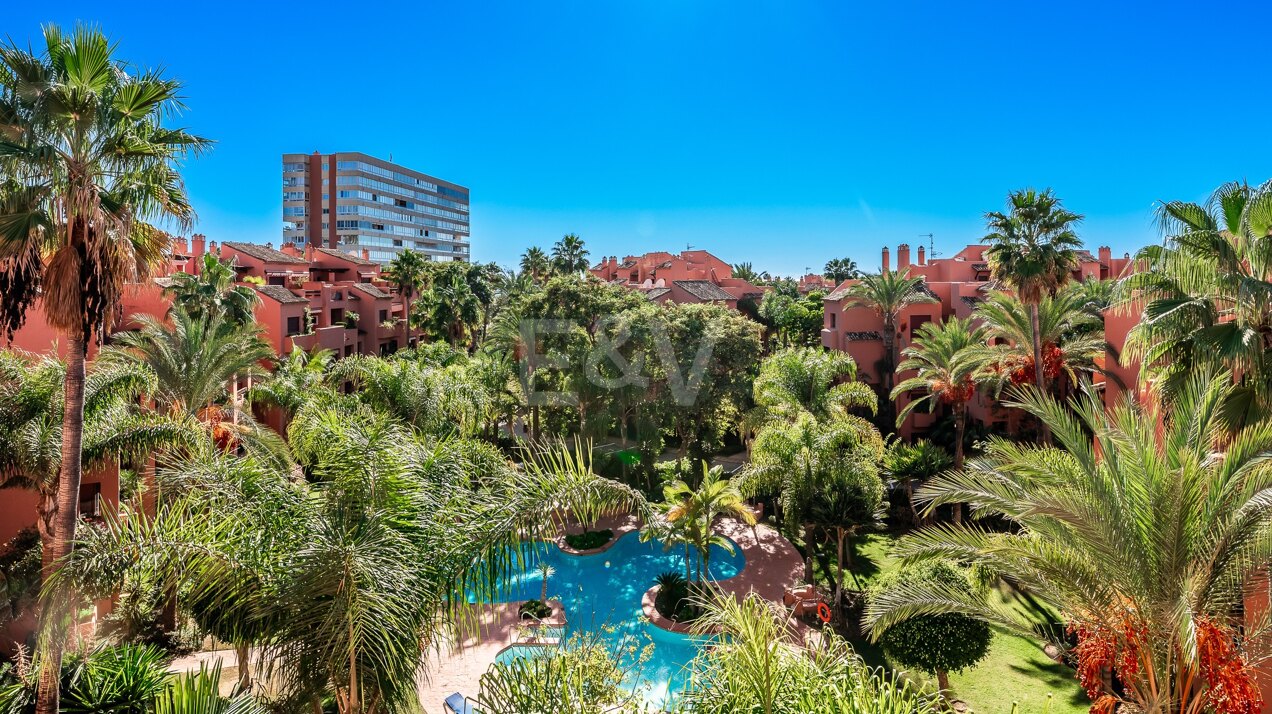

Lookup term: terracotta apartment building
[590,249,765,308]
[0,235,423,550]
[821,242,1141,439]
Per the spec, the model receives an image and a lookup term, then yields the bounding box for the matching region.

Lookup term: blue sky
[9,1,1272,275]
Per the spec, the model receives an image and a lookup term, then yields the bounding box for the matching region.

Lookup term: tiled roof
[153,277,176,289]
[646,287,671,300]
[825,283,855,301]
[672,280,734,301]
[255,285,307,304]
[1075,250,1097,262]
[916,281,938,299]
[316,247,377,266]
[222,241,309,265]
[971,262,990,271]
[350,283,392,300]
[960,296,984,307]
[844,331,882,342]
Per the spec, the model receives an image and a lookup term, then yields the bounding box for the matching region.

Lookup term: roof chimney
[882,246,890,273]
[1098,245,1112,264]
[191,233,206,258]
[208,241,218,256]
[917,245,926,265]
[897,243,911,271]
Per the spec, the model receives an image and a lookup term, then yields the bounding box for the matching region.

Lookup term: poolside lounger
[443,692,478,714]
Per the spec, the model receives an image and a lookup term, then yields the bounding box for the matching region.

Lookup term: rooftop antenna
[920,233,939,258]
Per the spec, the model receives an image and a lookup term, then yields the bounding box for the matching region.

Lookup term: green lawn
[807,531,1090,714]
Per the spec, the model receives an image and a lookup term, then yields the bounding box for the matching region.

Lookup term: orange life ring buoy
[816,602,832,623]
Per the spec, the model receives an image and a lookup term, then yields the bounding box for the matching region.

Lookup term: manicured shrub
[519,599,552,620]
[868,561,992,696]
[564,529,613,551]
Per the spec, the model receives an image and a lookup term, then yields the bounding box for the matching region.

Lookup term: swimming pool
[478,530,745,707]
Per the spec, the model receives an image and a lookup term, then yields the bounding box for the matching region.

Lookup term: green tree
[974,290,1105,400]
[164,253,259,327]
[551,233,590,274]
[384,249,427,349]
[843,270,938,429]
[104,308,273,417]
[803,450,885,612]
[880,440,950,529]
[0,26,208,711]
[891,317,989,523]
[751,346,876,426]
[478,633,648,714]
[680,593,939,714]
[864,372,1272,714]
[867,561,992,699]
[1120,179,1272,427]
[823,257,861,283]
[0,354,196,574]
[981,188,1083,393]
[247,346,335,424]
[415,264,481,347]
[653,464,755,585]
[739,413,882,583]
[519,246,551,281]
[731,262,760,283]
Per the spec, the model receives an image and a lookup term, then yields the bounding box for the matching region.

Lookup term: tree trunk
[400,288,411,349]
[236,643,252,690]
[1029,302,1051,444]
[834,529,848,616]
[36,334,88,714]
[937,669,951,700]
[803,522,817,584]
[882,316,896,429]
[952,405,966,525]
[531,405,541,442]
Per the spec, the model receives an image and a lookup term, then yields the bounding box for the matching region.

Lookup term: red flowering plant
[865,374,1272,714]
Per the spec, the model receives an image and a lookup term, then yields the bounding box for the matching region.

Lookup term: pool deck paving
[417,511,806,712]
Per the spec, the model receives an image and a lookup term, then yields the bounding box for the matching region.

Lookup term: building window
[286,316,301,335]
[331,308,344,326]
[268,276,285,286]
[379,309,388,322]
[829,313,836,329]
[79,482,102,518]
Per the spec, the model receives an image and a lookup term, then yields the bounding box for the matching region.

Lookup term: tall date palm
[0,25,208,712]
[981,188,1083,391]
[843,270,937,428]
[865,373,1272,714]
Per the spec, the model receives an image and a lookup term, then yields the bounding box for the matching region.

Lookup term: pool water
[478,531,745,707]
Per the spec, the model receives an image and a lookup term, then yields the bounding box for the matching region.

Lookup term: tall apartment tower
[282,151,470,264]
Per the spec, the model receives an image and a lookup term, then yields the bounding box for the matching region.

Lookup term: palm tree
[657,464,756,585]
[842,270,938,427]
[891,317,989,523]
[519,247,551,281]
[70,424,645,714]
[329,354,491,437]
[823,257,861,283]
[981,188,1083,391]
[731,262,760,283]
[164,253,259,327]
[0,26,208,710]
[682,593,938,714]
[880,440,951,529]
[864,372,1272,714]
[551,233,589,274]
[105,308,272,417]
[248,346,335,424]
[750,347,877,427]
[385,249,428,348]
[1119,179,1272,426]
[416,268,481,347]
[738,413,883,583]
[0,353,197,574]
[973,291,1105,400]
